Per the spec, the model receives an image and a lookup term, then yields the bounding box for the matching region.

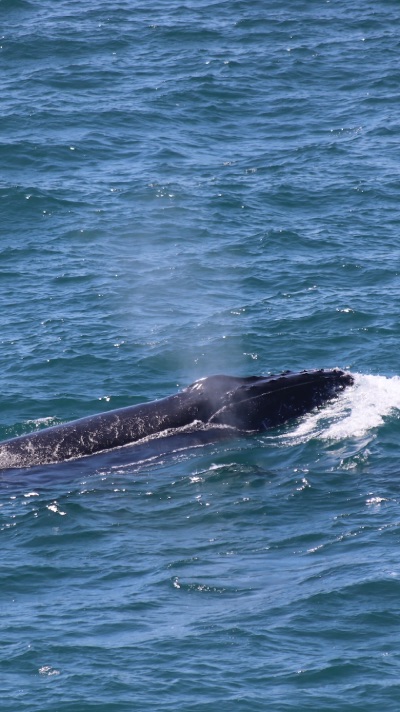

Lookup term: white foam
[281,373,400,444]
[26,417,56,427]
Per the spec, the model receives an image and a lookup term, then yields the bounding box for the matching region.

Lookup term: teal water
[2,1,400,709]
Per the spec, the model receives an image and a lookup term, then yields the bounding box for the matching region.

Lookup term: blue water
[2,1,400,709]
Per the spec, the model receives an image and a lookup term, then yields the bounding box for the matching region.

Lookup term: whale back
[0,369,353,469]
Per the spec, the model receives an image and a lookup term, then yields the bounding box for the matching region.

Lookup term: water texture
[2,1,400,710]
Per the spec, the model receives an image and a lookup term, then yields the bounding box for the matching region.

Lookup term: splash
[280,373,400,444]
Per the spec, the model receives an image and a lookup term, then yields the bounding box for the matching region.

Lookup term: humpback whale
[0,369,353,470]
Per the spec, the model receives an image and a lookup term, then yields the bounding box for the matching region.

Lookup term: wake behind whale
[0,369,353,470]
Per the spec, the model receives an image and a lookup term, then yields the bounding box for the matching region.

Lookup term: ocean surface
[2,0,400,709]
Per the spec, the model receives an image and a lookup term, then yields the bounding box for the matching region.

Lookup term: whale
[0,369,353,470]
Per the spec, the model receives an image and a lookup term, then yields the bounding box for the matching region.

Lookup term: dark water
[2,1,400,709]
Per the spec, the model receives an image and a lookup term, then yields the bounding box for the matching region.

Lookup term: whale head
[194,369,354,431]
